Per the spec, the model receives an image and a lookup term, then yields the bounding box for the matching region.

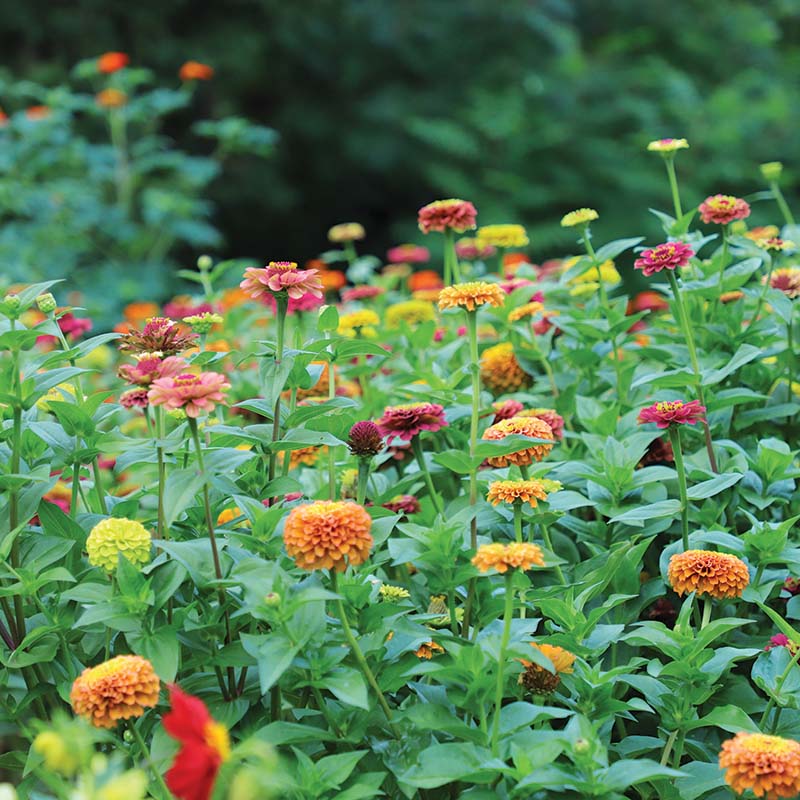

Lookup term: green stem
[490,573,515,756]
[660,729,678,766]
[155,407,167,540]
[759,644,800,730]
[356,459,370,506]
[512,502,523,543]
[699,597,712,631]
[267,297,288,500]
[786,305,795,396]
[717,226,729,296]
[128,722,173,800]
[447,589,459,635]
[495,246,505,278]
[771,181,796,227]
[664,158,683,220]
[411,436,444,515]
[327,342,337,501]
[671,729,687,768]
[753,256,775,324]
[343,240,358,268]
[443,228,460,284]
[539,523,566,585]
[753,563,765,588]
[668,427,690,552]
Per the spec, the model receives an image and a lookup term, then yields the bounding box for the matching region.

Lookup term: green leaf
[315,750,367,789]
[686,472,743,500]
[323,666,369,710]
[609,500,681,526]
[686,705,759,733]
[701,344,761,387]
[601,759,684,791]
[241,632,299,694]
[398,743,508,788]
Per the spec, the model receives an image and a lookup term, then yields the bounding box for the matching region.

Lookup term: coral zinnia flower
[164,685,230,800]
[415,641,445,659]
[647,138,689,153]
[634,242,694,277]
[486,479,549,507]
[241,261,323,302]
[517,408,565,440]
[118,317,198,356]
[719,732,800,799]
[668,549,750,599]
[147,372,230,418]
[386,299,436,328]
[118,354,187,386]
[86,518,151,572]
[283,500,373,571]
[699,194,751,225]
[560,208,598,228]
[480,343,532,394]
[455,237,496,260]
[407,270,444,292]
[328,222,366,242]
[438,281,505,312]
[481,416,555,467]
[71,655,159,728]
[637,399,706,429]
[418,199,477,234]
[472,542,544,573]
[519,642,576,694]
[387,244,430,264]
[96,88,127,108]
[97,52,129,74]
[476,224,529,249]
[179,61,214,81]
[376,402,447,441]
[768,268,800,299]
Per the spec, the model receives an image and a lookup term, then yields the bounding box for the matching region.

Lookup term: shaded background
[1,0,798,282]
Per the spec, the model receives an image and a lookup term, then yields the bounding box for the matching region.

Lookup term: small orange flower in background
[283,500,373,571]
[415,641,445,659]
[70,655,159,728]
[318,268,347,292]
[438,281,505,312]
[123,301,160,327]
[508,301,545,323]
[482,416,555,467]
[408,270,444,292]
[668,549,750,599]
[719,732,800,799]
[180,60,215,81]
[97,51,129,74]
[472,542,544,573]
[25,106,50,120]
[519,642,576,694]
[480,342,532,394]
[96,88,127,108]
[486,479,550,508]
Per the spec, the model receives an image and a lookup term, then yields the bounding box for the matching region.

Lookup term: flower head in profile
[482,416,555,467]
[241,261,323,302]
[376,402,447,441]
[455,237,496,260]
[118,354,187,386]
[97,52,129,73]
[120,387,150,409]
[767,268,800,299]
[508,301,545,323]
[341,285,385,302]
[328,222,366,242]
[283,500,372,571]
[491,399,524,422]
[96,88,127,108]
[637,399,706,429]
[699,194,751,225]
[668,549,750,599]
[179,61,214,81]
[87,518,151,572]
[647,138,689,153]
[517,408,565,440]
[386,299,436,328]
[476,224,529,250]
[479,342,532,394]
[418,199,478,234]
[438,281,505,312]
[519,642,576,694]
[719,732,800,800]
[163,685,230,800]
[634,242,694,277]
[382,494,421,515]
[347,420,384,458]
[147,372,230,418]
[760,162,784,183]
[472,542,545,573]
[118,317,198,356]
[71,655,159,728]
[486,479,550,508]
[560,208,598,228]
[387,244,430,264]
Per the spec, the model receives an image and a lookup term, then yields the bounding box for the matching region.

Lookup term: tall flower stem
[666,270,718,473]
[411,437,444,515]
[154,407,167,540]
[443,229,461,284]
[356,459,370,506]
[753,256,775,323]
[716,225,730,296]
[329,570,398,735]
[188,417,236,697]
[539,523,566,585]
[664,157,683,220]
[327,341,337,501]
[495,246,506,278]
[667,426,690,552]
[128,722,173,800]
[699,597,712,630]
[771,181,796,227]
[490,572,514,756]
[267,296,289,501]
[512,502,523,543]
[786,305,795,396]
[760,645,800,732]
[343,241,358,268]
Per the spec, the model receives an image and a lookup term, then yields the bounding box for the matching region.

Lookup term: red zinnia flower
[163,685,230,800]
[180,61,214,81]
[637,399,706,429]
[97,52,129,74]
[634,242,694,277]
[418,199,477,234]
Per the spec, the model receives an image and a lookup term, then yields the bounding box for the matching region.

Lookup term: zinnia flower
[328,222,365,242]
[480,343,532,394]
[341,285,385,302]
[338,309,380,338]
[628,291,670,314]
[455,237,496,260]
[241,261,323,302]
[438,281,505,312]
[86,518,152,572]
[634,242,694,277]
[386,300,436,328]
[376,402,447,441]
[637,399,706,429]
[164,685,230,800]
[518,643,576,694]
[418,199,477,234]
[179,61,214,81]
[408,270,444,292]
[481,416,555,467]
[96,89,127,108]
[668,549,750,599]
[768,268,800,299]
[517,408,565,440]
[699,194,751,225]
[475,224,529,250]
[118,354,187,386]
[120,388,150,408]
[647,138,689,153]
[560,208,598,228]
[379,584,411,601]
[765,634,799,656]
[382,494,421,515]
[147,372,231,418]
[283,500,373,571]
[486,479,550,507]
[97,52,129,73]
[472,542,544,573]
[508,301,545,322]
[568,261,620,296]
[414,641,445,659]
[387,244,429,264]
[491,399,524,422]
[719,732,800,799]
[347,420,384,458]
[118,317,198,356]
[71,655,159,728]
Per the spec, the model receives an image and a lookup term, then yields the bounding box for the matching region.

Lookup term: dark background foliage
[1,0,798,268]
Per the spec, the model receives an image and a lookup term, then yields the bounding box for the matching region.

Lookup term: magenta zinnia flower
[148,372,231,418]
[118,317,198,356]
[58,312,93,341]
[698,195,751,225]
[120,387,150,409]
[376,402,448,441]
[637,400,706,429]
[634,242,694,277]
[387,244,430,264]
[241,261,324,301]
[418,199,477,235]
[118,355,188,387]
[491,399,524,423]
[341,286,386,302]
[347,421,384,457]
[382,494,421,515]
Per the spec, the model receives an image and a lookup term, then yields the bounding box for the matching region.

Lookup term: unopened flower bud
[183,312,223,334]
[3,294,21,319]
[197,254,213,271]
[760,161,783,183]
[36,293,57,314]
[263,592,281,607]
[574,737,590,754]
[347,420,384,458]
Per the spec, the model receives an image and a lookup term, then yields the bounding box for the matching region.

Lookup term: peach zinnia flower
[179,61,214,81]
[283,500,373,571]
[634,242,694,276]
[118,354,187,386]
[637,399,706,429]
[438,281,505,312]
[241,261,323,302]
[418,199,477,234]
[97,52,129,74]
[768,268,800,299]
[71,655,159,728]
[698,194,751,225]
[376,402,447,441]
[148,372,230,418]
[482,416,555,467]
[719,732,800,799]
[486,479,549,507]
[472,542,544,573]
[479,343,532,394]
[519,642,576,694]
[668,549,750,599]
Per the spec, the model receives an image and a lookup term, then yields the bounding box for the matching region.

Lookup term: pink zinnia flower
[341,285,386,302]
[387,244,430,264]
[382,494,421,515]
[522,408,565,440]
[163,298,215,319]
[634,242,695,277]
[418,199,477,235]
[637,399,706,429]
[262,291,325,314]
[120,387,150,408]
[765,633,798,655]
[58,313,93,341]
[491,399,524,423]
[500,277,537,295]
[784,577,800,597]
[118,355,188,386]
[376,402,448,441]
[148,372,231,418]
[698,195,751,225]
[455,237,495,260]
[240,261,324,301]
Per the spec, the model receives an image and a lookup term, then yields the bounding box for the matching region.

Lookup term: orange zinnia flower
[414,641,445,659]
[123,301,160,326]
[408,270,444,292]
[25,106,50,120]
[438,281,505,312]
[70,655,159,728]
[96,88,127,108]
[479,342,532,394]
[179,61,215,81]
[719,732,800,799]
[481,416,555,467]
[668,549,750,599]
[472,542,544,573]
[486,479,549,507]
[519,642,576,694]
[97,51,129,74]
[283,500,373,571]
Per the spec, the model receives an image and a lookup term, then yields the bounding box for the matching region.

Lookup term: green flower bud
[3,294,21,319]
[760,161,783,182]
[36,293,57,314]
[197,255,213,271]
[263,592,282,607]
